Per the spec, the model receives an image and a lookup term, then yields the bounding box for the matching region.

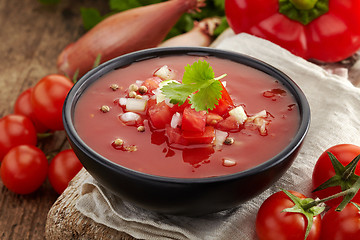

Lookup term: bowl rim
[63,46,310,184]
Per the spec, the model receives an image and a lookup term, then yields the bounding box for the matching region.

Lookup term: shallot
[57,0,205,79]
[158,17,221,47]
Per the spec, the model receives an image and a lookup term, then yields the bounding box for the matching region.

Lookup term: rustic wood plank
[0,0,109,239]
[2,0,359,238]
[45,168,135,240]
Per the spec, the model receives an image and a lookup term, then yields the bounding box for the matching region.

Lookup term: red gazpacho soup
[74,55,300,178]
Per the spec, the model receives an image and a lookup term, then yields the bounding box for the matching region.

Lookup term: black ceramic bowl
[63,47,310,216]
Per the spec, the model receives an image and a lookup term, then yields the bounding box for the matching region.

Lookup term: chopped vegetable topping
[161,60,226,112]
[129,83,139,92]
[137,126,145,132]
[128,91,137,98]
[110,84,119,91]
[113,138,124,147]
[224,137,235,145]
[125,98,147,112]
[138,86,148,94]
[229,106,247,124]
[100,105,110,113]
[154,65,176,80]
[112,62,272,157]
[222,158,236,167]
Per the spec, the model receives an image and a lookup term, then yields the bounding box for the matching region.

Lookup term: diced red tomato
[170,99,191,113]
[146,98,157,113]
[148,101,172,129]
[182,126,215,145]
[210,82,234,116]
[166,126,188,145]
[216,115,240,132]
[142,77,162,94]
[181,106,206,133]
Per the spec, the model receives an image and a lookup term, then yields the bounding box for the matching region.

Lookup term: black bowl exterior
[63,47,310,216]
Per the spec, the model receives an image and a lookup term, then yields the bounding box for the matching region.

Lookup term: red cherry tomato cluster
[0,74,83,195]
[256,144,360,240]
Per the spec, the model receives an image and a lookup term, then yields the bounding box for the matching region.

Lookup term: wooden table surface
[0,0,109,239]
[1,1,360,239]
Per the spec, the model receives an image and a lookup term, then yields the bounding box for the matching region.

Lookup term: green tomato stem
[278,0,329,25]
[290,0,318,10]
[303,188,352,211]
[303,177,360,211]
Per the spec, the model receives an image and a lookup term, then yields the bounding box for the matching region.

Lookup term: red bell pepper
[225,0,360,62]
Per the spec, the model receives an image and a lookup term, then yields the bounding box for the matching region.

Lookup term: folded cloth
[76,33,360,240]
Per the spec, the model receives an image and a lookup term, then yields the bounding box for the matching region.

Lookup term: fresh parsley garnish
[161,60,226,112]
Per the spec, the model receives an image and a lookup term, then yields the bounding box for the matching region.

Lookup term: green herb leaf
[190,80,222,112]
[161,82,195,105]
[38,0,60,4]
[80,8,104,31]
[161,60,225,112]
[93,54,102,68]
[183,60,215,84]
[78,0,227,38]
[109,0,142,11]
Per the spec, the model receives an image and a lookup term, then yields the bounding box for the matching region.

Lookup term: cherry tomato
[312,144,360,207]
[0,114,37,161]
[31,74,73,131]
[1,145,48,194]
[48,149,83,194]
[256,191,321,240]
[14,88,48,133]
[320,203,360,240]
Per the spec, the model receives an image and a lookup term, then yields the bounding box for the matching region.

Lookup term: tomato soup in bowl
[63,47,310,216]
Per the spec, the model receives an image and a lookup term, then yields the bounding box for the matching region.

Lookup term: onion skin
[57,0,204,79]
[158,17,221,47]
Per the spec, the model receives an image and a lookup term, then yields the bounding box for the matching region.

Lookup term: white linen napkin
[76,33,360,240]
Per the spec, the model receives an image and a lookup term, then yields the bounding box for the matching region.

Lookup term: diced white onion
[214,130,228,147]
[164,98,174,108]
[259,122,267,136]
[222,158,236,167]
[229,106,248,124]
[135,80,144,86]
[153,88,165,103]
[119,98,127,106]
[125,98,147,112]
[247,110,267,121]
[154,65,176,80]
[254,118,268,136]
[119,112,140,124]
[141,95,150,101]
[170,112,182,128]
[222,81,226,87]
